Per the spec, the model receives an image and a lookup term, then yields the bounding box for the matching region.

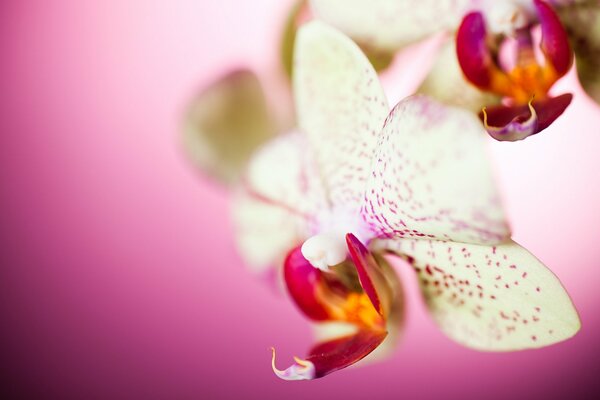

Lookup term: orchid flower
[309,0,600,141]
[234,22,580,380]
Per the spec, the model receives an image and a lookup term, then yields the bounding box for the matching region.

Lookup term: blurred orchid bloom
[182,2,308,186]
[182,69,280,185]
[310,0,600,141]
[234,22,580,380]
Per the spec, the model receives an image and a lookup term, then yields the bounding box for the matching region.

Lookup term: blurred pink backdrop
[1,1,599,398]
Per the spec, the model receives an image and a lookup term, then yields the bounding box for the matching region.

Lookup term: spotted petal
[232,131,326,272]
[182,69,277,185]
[309,0,471,52]
[559,0,600,103]
[294,21,389,210]
[376,238,580,351]
[362,95,509,245]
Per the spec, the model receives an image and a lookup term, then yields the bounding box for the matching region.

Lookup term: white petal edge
[374,238,581,351]
[294,21,389,210]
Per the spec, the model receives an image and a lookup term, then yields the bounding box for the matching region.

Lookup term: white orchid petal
[233,191,306,273]
[362,95,509,245]
[233,131,326,272]
[242,130,326,218]
[376,238,581,351]
[310,0,471,52]
[418,39,501,113]
[294,21,389,210]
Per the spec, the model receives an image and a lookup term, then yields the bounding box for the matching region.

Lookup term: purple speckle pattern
[375,237,580,350]
[361,96,509,245]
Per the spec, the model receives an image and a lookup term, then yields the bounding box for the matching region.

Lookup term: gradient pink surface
[1,1,599,399]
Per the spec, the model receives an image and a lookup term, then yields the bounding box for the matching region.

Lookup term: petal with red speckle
[294,21,389,210]
[361,95,509,245]
[376,238,581,351]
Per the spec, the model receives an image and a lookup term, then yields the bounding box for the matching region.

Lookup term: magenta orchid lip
[456,0,574,141]
[272,235,392,380]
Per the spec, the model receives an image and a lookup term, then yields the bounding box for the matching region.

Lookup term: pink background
[1,1,599,398]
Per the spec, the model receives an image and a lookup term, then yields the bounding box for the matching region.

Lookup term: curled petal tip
[483,100,538,142]
[271,347,316,381]
[481,93,572,141]
[535,0,573,76]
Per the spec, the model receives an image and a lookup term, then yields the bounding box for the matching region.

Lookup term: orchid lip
[273,233,396,380]
[483,100,538,141]
[480,93,573,141]
[456,0,574,119]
